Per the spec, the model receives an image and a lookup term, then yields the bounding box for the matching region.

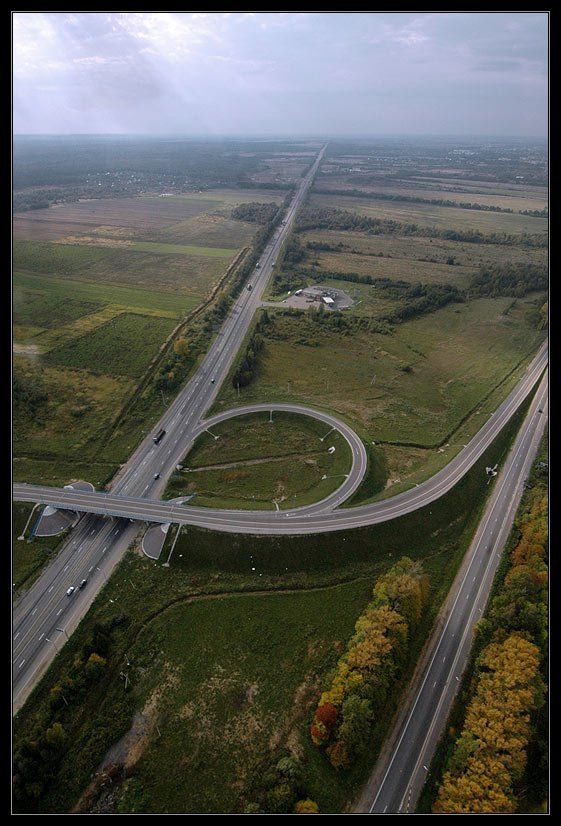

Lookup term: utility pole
[164,524,182,567]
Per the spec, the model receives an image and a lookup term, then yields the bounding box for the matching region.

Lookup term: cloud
[12,11,548,136]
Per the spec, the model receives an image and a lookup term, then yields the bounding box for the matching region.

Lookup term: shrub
[295,799,320,813]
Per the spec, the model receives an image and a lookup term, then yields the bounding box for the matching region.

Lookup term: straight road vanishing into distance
[12,146,327,711]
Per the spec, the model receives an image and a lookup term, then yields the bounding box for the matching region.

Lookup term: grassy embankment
[12,503,67,596]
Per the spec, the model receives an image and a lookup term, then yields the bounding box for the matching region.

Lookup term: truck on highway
[153,428,166,445]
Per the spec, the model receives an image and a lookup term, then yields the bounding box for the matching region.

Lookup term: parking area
[274,284,354,311]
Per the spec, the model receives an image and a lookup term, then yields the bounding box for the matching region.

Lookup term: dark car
[79,579,88,589]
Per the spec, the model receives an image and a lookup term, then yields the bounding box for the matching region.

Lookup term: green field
[308,193,548,236]
[46,313,177,378]
[313,179,548,213]
[13,357,136,458]
[300,229,549,270]
[14,272,193,323]
[164,411,356,510]
[13,188,272,486]
[215,298,546,492]
[13,405,526,814]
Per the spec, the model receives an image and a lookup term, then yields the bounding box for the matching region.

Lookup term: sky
[13,11,548,137]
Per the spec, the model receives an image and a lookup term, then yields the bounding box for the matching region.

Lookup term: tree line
[232,311,271,388]
[312,187,548,218]
[13,615,127,810]
[231,201,280,224]
[434,460,548,813]
[296,207,548,248]
[310,557,429,770]
[468,262,548,298]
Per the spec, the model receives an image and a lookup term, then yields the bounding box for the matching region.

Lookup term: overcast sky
[13,12,548,137]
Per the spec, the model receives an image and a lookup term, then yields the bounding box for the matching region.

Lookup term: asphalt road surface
[12,137,548,741]
[354,369,548,814]
[14,340,547,535]
[12,147,326,711]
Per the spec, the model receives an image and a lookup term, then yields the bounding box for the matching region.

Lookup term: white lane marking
[14,632,20,639]
[18,660,26,669]
[48,586,54,593]
[57,608,63,616]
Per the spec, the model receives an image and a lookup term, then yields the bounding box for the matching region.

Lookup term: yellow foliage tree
[295,799,319,813]
[434,635,542,813]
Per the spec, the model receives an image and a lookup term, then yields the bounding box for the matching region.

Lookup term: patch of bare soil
[55,235,132,248]
[73,670,178,813]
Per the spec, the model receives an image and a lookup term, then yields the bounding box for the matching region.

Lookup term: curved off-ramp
[186,402,368,513]
[13,344,547,535]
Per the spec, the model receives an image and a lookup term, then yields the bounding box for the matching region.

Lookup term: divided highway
[12,135,548,772]
[12,147,326,711]
[356,368,548,813]
[14,340,547,535]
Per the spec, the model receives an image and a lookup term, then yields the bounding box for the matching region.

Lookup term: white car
[66,586,75,597]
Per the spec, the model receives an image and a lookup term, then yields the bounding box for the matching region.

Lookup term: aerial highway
[12,139,547,723]
[14,339,547,534]
[12,146,326,711]
[355,369,548,814]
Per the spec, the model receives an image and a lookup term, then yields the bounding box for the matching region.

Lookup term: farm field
[14,239,237,296]
[12,186,283,485]
[299,229,549,270]
[13,407,525,814]
[215,297,546,493]
[406,176,547,196]
[164,411,355,510]
[313,177,548,212]
[308,192,548,236]
[308,249,474,287]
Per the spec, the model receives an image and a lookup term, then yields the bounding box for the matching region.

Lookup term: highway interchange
[13,146,327,710]
[14,340,547,534]
[12,144,548,813]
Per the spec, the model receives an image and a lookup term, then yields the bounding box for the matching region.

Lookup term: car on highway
[211,377,216,384]
[66,586,75,597]
[79,579,87,589]
[154,473,160,480]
